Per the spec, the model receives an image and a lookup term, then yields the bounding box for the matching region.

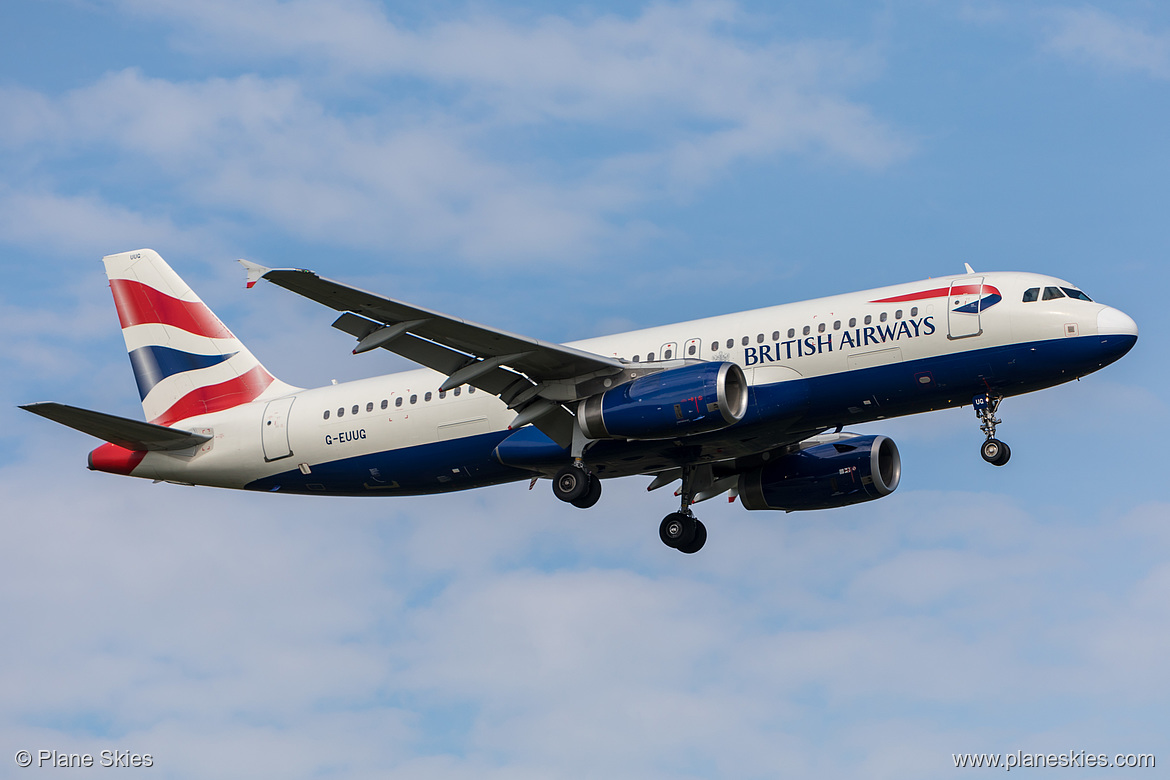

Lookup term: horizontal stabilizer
[20,402,212,452]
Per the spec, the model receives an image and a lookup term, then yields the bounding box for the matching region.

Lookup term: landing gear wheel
[553,464,590,503]
[659,512,696,548]
[570,475,602,508]
[676,520,707,554]
[980,438,1011,466]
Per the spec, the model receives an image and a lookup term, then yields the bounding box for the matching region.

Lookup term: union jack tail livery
[103,249,298,426]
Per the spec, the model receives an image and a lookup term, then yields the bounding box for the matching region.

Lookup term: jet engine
[577,362,748,440]
[738,434,901,511]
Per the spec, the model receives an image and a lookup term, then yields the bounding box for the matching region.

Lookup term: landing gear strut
[974,393,1011,466]
[658,465,708,554]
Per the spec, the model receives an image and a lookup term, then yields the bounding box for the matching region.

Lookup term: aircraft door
[659,341,678,360]
[261,396,296,461]
[683,338,702,359]
[947,277,985,340]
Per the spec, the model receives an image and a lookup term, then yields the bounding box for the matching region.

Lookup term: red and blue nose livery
[870,283,1002,314]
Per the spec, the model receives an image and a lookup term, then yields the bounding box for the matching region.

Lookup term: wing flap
[21,402,212,452]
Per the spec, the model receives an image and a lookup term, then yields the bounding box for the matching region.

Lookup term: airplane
[22,249,1137,553]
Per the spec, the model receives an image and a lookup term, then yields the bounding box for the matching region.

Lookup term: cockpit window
[1061,287,1093,302]
[1022,287,1039,302]
[1042,286,1065,301]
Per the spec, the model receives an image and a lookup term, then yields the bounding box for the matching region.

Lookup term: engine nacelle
[577,362,748,440]
[738,434,901,511]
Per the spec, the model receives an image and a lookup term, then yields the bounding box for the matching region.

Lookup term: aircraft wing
[20,402,212,451]
[244,261,627,446]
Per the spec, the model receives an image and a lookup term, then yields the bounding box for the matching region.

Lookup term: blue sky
[1,1,1167,777]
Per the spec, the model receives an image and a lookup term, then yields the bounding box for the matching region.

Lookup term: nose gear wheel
[973,393,1011,466]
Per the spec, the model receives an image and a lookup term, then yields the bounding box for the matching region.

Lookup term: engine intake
[578,362,748,440]
[738,434,901,511]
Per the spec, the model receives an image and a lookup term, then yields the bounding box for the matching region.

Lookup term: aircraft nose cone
[1097,306,1139,337]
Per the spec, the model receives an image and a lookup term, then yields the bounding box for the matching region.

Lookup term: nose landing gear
[974,393,1011,466]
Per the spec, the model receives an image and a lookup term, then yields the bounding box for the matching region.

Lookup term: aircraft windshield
[1061,287,1093,302]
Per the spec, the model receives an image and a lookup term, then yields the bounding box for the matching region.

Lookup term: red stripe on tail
[151,365,275,426]
[109,279,233,339]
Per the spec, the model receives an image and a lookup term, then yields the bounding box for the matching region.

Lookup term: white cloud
[4,443,1167,779]
[0,2,910,264]
[1044,7,1170,80]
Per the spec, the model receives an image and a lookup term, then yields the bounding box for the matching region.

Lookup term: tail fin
[103,249,298,426]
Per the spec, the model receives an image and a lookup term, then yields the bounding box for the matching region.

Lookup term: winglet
[239,259,272,289]
[964,262,976,274]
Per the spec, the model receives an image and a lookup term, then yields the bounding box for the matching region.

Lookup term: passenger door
[947,277,985,340]
[261,396,296,461]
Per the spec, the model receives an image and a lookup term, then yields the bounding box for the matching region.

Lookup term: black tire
[659,512,696,548]
[676,520,707,554]
[570,475,602,509]
[981,438,1006,465]
[994,441,1011,466]
[552,464,591,503]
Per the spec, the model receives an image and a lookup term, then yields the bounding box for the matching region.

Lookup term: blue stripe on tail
[128,346,237,400]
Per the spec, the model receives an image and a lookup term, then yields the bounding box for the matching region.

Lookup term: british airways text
[744,316,936,366]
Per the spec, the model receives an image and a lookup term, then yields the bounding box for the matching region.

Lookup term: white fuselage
[109,270,1136,493]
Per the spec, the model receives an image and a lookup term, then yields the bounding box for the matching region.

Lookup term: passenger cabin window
[323,410,330,420]
[880,312,888,323]
[710,342,718,352]
[381,399,388,410]
[1022,287,1039,302]
[802,325,810,336]
[818,323,825,333]
[395,397,403,407]
[772,331,779,341]
[1062,287,1093,302]
[688,343,697,355]
[425,392,432,402]
[787,328,795,338]
[664,349,672,359]
[726,339,733,349]
[453,387,461,396]
[469,387,476,393]
[833,321,841,330]
[848,318,856,328]
[410,394,417,404]
[1042,286,1065,301]
[910,307,918,317]
[647,352,655,361]
[337,407,344,417]
[895,310,903,320]
[741,336,749,346]
[439,390,447,399]
[756,333,764,343]
[352,405,359,415]
[366,402,374,412]
[864,315,872,325]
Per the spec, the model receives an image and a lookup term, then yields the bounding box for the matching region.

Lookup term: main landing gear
[552,462,602,509]
[658,465,708,554]
[974,393,1011,466]
[659,512,707,555]
[551,460,708,554]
